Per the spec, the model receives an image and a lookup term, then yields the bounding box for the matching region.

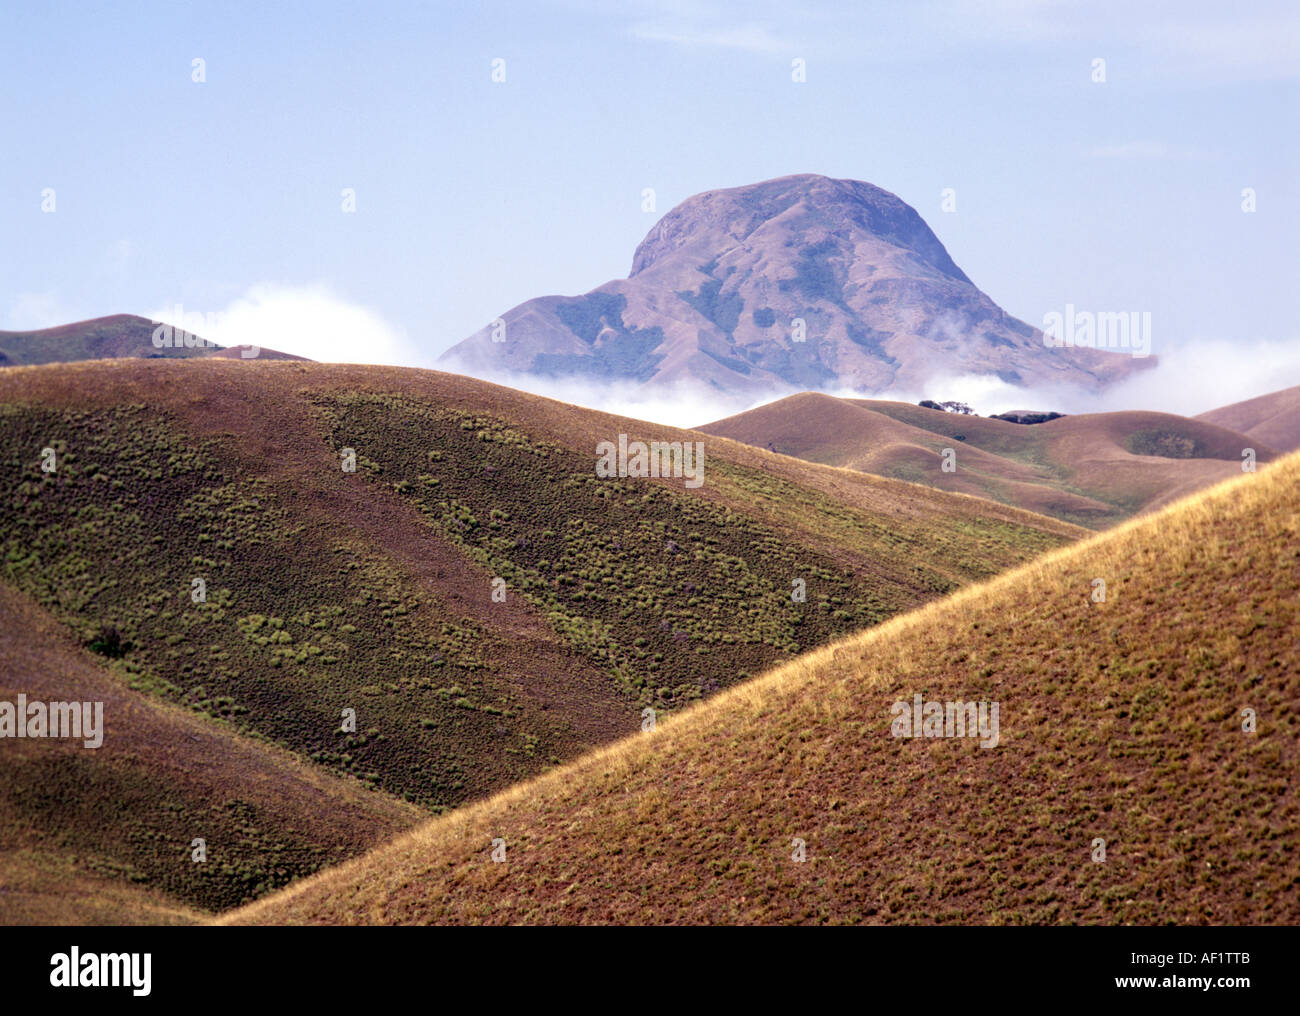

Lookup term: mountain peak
[630,174,970,285]
[441,173,1151,399]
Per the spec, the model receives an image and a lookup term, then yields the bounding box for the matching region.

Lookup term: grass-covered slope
[228,450,1300,925]
[0,315,208,366]
[0,359,1079,825]
[0,582,422,922]
[1197,383,1300,453]
[0,314,303,366]
[701,392,1277,528]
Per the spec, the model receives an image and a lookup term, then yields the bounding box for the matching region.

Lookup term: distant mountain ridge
[0,314,306,366]
[440,174,1153,397]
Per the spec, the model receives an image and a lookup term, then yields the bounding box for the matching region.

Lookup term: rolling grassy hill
[700,392,1276,527]
[1197,384,1300,453]
[227,448,1300,926]
[0,359,1082,921]
[0,314,304,366]
[0,581,422,923]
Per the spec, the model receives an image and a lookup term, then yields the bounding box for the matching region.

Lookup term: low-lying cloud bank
[442,336,1300,430]
[434,356,789,429]
[135,282,1300,430]
[914,337,1300,422]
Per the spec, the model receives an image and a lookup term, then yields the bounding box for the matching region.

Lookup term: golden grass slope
[1197,384,1300,453]
[0,849,203,926]
[700,392,1277,528]
[227,450,1300,925]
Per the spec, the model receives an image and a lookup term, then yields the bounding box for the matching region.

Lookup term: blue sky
[2,0,1297,418]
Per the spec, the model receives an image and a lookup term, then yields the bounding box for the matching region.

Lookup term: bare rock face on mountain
[440,174,1151,397]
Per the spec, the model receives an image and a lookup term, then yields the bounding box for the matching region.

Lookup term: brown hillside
[1197,384,1300,453]
[0,582,421,923]
[0,358,1081,918]
[0,314,306,366]
[701,392,1275,527]
[227,449,1300,926]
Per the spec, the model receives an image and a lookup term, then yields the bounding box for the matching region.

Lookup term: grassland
[0,359,1082,920]
[0,314,302,366]
[0,581,421,921]
[701,392,1278,528]
[0,363,1077,813]
[307,390,1071,706]
[1197,383,1300,453]
[228,449,1300,925]
[0,315,210,367]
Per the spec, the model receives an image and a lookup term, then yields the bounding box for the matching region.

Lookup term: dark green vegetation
[1124,428,1202,459]
[553,292,627,344]
[0,404,580,811]
[310,393,1062,706]
[991,411,1065,425]
[0,580,420,921]
[678,272,744,337]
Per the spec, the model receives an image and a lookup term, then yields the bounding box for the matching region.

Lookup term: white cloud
[630,19,790,54]
[617,0,1300,80]
[435,355,787,429]
[864,337,1300,420]
[1081,336,1300,418]
[620,0,807,53]
[4,291,74,331]
[942,0,1300,81]
[135,283,1298,432]
[143,283,415,365]
[442,331,1300,431]
[1087,141,1216,161]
